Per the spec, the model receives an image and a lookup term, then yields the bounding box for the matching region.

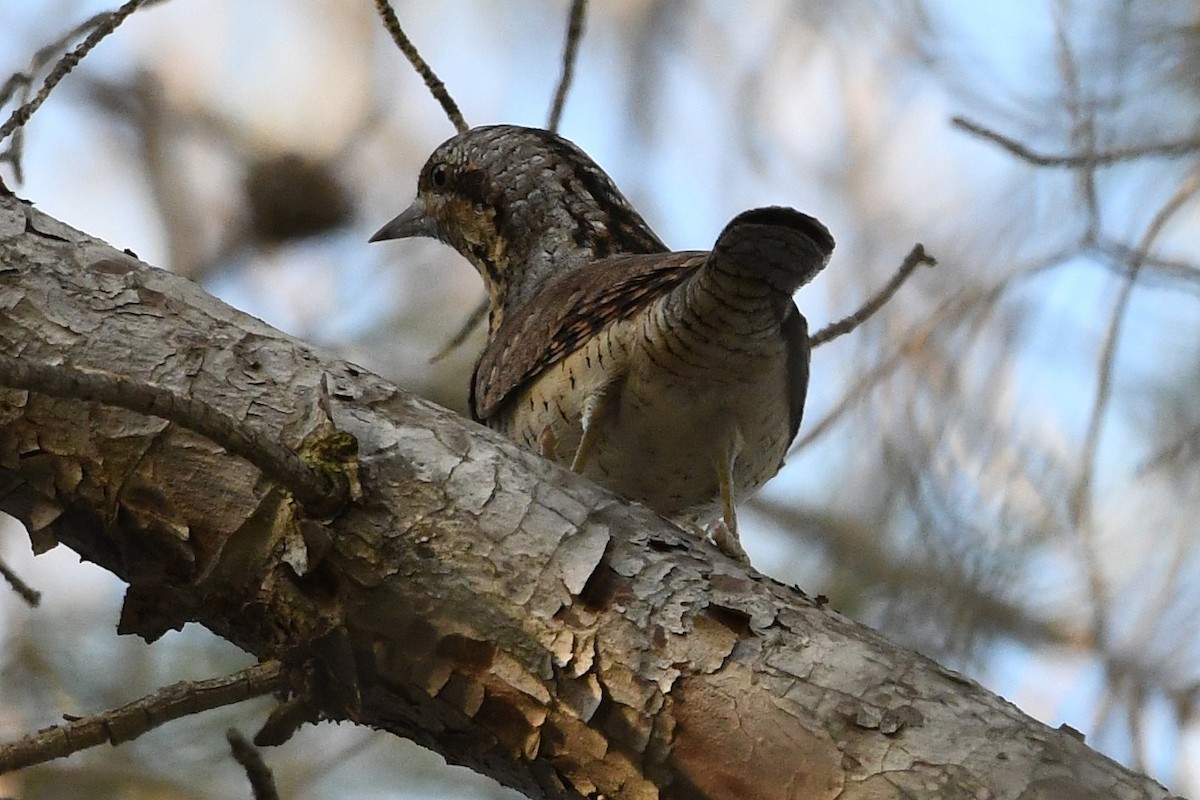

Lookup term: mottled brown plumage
[372,125,834,556]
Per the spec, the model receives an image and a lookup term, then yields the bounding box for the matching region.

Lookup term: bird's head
[371,125,666,330]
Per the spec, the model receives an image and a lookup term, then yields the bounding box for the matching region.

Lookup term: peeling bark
[0,193,1179,799]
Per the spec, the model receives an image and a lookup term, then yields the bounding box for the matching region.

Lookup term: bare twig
[435,1,611,361]
[951,116,1200,169]
[794,251,1071,456]
[227,728,281,800]
[1069,168,1200,642]
[1139,422,1200,473]
[371,0,467,133]
[2,6,146,182]
[429,296,489,363]
[546,0,587,132]
[810,244,936,348]
[0,661,285,774]
[0,356,345,516]
[1052,11,1100,240]
[1090,238,1200,296]
[0,556,40,606]
[791,337,908,453]
[747,498,1091,650]
[0,0,154,146]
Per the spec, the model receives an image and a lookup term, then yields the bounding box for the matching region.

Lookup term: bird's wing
[471,251,707,421]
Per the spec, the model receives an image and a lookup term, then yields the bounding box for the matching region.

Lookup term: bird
[371,125,834,558]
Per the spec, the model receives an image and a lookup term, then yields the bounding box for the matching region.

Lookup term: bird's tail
[707,206,834,300]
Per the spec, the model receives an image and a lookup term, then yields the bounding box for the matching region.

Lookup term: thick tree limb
[0,194,1175,799]
[0,355,345,516]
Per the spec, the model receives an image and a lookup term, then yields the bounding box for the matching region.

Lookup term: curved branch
[952,116,1200,168]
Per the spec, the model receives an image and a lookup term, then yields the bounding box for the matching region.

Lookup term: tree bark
[0,192,1179,799]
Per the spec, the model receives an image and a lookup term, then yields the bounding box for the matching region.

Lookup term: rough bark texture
[0,192,1179,799]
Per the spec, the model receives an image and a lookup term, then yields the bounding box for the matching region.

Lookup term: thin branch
[0,555,40,606]
[1,9,128,182]
[227,728,281,800]
[0,356,345,516]
[1139,421,1200,473]
[371,0,467,133]
[429,296,488,364]
[1069,168,1200,643]
[747,498,1090,650]
[1052,9,1100,240]
[546,0,587,132]
[810,244,936,348]
[0,660,285,774]
[790,337,908,454]
[1127,683,1149,775]
[951,116,1200,169]
[794,251,1072,456]
[0,0,154,146]
[1090,238,1200,296]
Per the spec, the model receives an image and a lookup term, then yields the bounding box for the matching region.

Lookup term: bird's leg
[707,432,750,563]
[570,376,622,473]
[570,392,606,472]
[538,425,559,461]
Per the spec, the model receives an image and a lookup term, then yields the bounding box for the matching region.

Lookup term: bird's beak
[369,198,437,242]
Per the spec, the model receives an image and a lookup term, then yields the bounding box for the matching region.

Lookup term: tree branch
[0,356,347,518]
[1069,168,1200,644]
[227,728,281,800]
[0,193,1174,799]
[810,243,935,348]
[951,115,1200,168]
[0,661,285,774]
[0,0,155,148]
[0,555,40,606]
[371,0,467,133]
[546,0,587,133]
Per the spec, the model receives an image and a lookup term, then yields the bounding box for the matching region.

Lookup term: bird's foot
[705,518,750,565]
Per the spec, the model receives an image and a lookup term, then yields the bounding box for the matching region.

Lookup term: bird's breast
[492,304,795,524]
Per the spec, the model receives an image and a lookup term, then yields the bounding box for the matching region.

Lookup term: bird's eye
[430,164,448,189]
